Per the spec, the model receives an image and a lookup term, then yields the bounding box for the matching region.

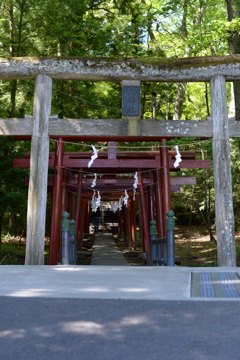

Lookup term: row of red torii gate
[14,140,210,265]
[1,55,239,266]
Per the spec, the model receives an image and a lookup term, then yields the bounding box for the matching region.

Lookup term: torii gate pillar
[25,75,52,265]
[210,75,236,266]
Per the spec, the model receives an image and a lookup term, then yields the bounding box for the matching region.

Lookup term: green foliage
[0,137,29,238]
[51,80,122,119]
[228,138,240,229]
[0,0,239,240]
[0,242,25,265]
[236,246,240,255]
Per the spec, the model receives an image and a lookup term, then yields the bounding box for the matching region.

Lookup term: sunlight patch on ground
[60,321,105,335]
[201,248,216,254]
[79,287,111,293]
[51,266,88,271]
[32,327,54,338]
[6,288,52,297]
[118,288,149,293]
[175,238,211,243]
[79,286,150,293]
[0,329,26,339]
[120,316,149,326]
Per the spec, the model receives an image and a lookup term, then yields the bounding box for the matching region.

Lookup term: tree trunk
[225,0,240,120]
[194,200,215,242]
[8,3,17,117]
[205,82,210,117]
[172,0,188,121]
[10,80,18,117]
[8,0,27,117]
[173,83,186,120]
[152,92,157,120]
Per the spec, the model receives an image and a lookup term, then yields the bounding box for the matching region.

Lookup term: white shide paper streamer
[174,145,182,168]
[88,145,98,168]
[123,190,129,207]
[91,173,97,188]
[133,171,138,200]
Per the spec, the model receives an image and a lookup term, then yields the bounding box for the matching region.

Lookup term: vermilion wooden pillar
[138,172,151,265]
[125,204,132,248]
[68,172,75,219]
[68,192,74,219]
[70,172,77,220]
[154,169,164,238]
[75,169,83,246]
[62,169,69,212]
[84,201,91,236]
[144,190,149,225]
[130,198,137,250]
[138,200,144,251]
[118,211,123,240]
[122,205,128,246]
[49,138,64,265]
[78,199,86,249]
[160,139,171,235]
[148,172,155,221]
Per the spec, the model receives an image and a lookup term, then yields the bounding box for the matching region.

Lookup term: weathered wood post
[25,75,52,265]
[210,75,236,266]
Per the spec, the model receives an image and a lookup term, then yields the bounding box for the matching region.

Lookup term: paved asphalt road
[1,297,240,360]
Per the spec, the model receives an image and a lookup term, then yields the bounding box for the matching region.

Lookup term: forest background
[1,0,240,245]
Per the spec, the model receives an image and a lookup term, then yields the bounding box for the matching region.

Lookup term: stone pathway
[90,233,129,265]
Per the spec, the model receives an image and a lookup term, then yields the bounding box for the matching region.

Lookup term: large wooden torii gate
[0,55,239,266]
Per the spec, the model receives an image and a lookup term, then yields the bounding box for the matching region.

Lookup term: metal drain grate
[191,272,240,298]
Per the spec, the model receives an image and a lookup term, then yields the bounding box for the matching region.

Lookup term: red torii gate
[14,140,210,265]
